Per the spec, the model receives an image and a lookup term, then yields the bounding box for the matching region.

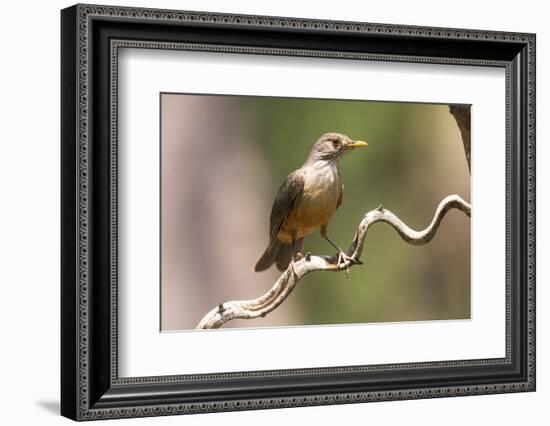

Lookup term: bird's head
[305,132,368,164]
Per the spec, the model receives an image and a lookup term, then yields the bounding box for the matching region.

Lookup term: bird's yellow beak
[347,140,368,149]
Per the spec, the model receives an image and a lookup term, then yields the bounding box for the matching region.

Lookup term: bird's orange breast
[277,165,341,243]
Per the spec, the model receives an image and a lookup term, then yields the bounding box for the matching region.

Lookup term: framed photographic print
[61,4,536,421]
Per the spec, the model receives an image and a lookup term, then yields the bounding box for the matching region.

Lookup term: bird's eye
[332,139,340,148]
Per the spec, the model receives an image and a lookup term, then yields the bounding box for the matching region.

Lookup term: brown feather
[275,239,303,271]
[268,170,305,242]
[254,240,282,272]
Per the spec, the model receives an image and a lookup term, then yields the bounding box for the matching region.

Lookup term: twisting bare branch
[196,194,471,329]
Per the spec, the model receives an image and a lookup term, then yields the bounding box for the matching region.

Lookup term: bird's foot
[289,252,303,276]
[336,252,360,278]
[289,258,298,277]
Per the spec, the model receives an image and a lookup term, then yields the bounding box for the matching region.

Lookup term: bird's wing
[268,170,305,241]
[336,183,344,209]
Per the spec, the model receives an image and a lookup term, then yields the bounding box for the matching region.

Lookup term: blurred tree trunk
[449,105,471,172]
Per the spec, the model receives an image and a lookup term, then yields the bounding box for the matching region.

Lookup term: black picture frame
[61,3,536,421]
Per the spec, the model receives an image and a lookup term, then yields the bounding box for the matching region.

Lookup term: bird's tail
[254,239,303,272]
[254,240,283,272]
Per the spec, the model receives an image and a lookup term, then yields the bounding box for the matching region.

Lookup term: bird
[254,132,368,273]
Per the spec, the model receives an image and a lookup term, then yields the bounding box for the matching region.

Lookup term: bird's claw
[336,252,357,278]
[289,251,305,276]
[289,258,298,277]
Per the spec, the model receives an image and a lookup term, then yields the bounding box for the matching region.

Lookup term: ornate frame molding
[61,4,535,421]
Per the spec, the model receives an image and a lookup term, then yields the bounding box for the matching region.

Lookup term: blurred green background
[160,94,470,331]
